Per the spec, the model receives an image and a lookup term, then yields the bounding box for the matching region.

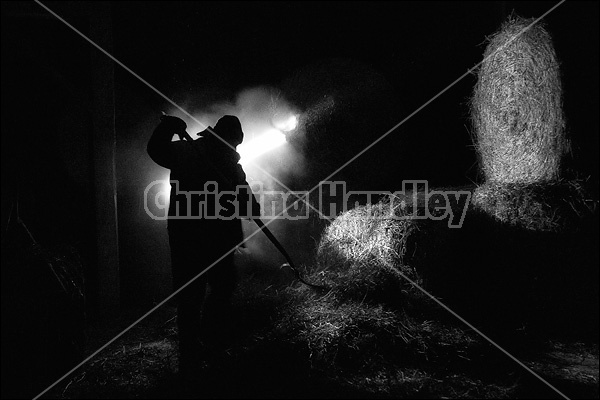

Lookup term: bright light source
[272,114,298,132]
[157,174,171,206]
[238,128,287,166]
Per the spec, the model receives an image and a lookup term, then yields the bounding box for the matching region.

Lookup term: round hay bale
[314,201,418,301]
[470,15,569,183]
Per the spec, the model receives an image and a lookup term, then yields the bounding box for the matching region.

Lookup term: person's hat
[214,115,244,145]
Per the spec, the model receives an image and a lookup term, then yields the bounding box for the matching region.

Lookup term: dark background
[1,0,598,316]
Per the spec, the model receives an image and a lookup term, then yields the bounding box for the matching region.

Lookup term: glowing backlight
[157,174,171,206]
[238,128,287,166]
[273,114,298,132]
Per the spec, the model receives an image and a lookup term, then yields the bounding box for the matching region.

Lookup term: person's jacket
[147,120,259,237]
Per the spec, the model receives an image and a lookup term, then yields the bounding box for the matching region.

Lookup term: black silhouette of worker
[147,114,260,377]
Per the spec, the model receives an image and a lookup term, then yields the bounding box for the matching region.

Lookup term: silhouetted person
[147,114,260,378]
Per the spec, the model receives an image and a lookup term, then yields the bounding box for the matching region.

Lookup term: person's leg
[175,277,207,374]
[169,227,208,375]
[200,252,237,347]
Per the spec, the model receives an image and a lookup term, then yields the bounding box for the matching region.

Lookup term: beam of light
[157,174,171,207]
[272,114,298,132]
[238,128,287,167]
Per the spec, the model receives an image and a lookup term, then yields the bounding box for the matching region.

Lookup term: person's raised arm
[147,115,187,169]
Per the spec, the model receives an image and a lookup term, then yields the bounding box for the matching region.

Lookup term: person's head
[213,115,244,147]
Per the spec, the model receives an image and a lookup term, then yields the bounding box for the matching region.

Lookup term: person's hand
[159,115,187,133]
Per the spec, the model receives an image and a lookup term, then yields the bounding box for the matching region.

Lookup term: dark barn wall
[114,85,173,306]
[1,3,95,254]
[0,3,96,291]
[90,1,120,311]
[1,1,123,314]
[1,2,96,397]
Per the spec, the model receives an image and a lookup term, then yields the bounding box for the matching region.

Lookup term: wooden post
[89,1,119,311]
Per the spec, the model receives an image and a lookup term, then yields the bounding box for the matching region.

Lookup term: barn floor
[39,285,598,399]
